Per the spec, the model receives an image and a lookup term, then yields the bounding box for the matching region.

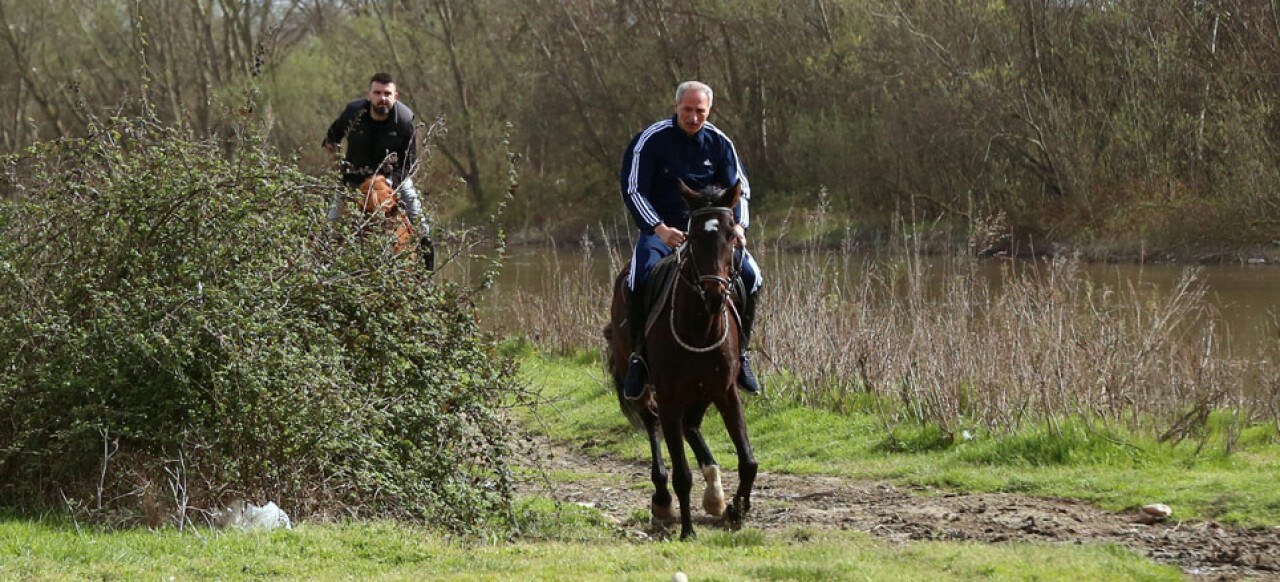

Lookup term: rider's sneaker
[622,354,648,400]
[738,352,763,395]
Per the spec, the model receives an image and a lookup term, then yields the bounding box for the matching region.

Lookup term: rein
[668,205,738,353]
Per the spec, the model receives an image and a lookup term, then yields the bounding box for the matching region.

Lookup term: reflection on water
[482,246,1280,355]
[1074,262,1280,354]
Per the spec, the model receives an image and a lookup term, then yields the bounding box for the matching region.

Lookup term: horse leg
[642,413,675,524]
[682,405,725,517]
[659,408,695,539]
[717,394,758,523]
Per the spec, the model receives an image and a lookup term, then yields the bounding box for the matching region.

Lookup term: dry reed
[486,223,1280,442]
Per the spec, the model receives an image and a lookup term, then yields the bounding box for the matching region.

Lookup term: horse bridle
[668,205,740,353]
[679,206,742,299]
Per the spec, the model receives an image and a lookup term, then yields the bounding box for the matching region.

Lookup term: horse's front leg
[717,392,758,522]
[660,409,695,539]
[683,405,725,517]
[640,413,675,524]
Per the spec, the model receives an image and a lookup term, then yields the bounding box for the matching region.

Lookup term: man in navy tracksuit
[619,81,763,400]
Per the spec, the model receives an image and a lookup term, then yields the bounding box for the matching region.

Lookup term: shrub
[0,116,517,533]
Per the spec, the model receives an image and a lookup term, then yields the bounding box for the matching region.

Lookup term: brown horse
[604,181,757,540]
[354,174,414,255]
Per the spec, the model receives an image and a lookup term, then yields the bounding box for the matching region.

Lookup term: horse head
[678,180,742,312]
[358,175,399,217]
[356,174,413,254]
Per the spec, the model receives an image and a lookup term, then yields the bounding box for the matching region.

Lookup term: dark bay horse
[604,181,758,539]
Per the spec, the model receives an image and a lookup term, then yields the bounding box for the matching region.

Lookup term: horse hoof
[703,495,726,518]
[651,501,678,524]
[725,503,742,522]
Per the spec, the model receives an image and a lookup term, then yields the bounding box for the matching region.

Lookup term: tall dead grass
[763,243,1280,440]
[489,224,1280,443]
[489,228,624,356]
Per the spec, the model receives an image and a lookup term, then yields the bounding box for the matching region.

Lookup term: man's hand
[732,224,747,249]
[323,142,342,168]
[654,223,686,248]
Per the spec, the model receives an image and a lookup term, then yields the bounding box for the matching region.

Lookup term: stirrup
[738,352,762,395]
[622,353,648,400]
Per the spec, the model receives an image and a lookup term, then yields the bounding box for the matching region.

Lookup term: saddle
[634,251,745,339]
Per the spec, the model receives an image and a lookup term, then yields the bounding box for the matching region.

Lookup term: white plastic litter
[214,500,292,530]
[1136,503,1172,525]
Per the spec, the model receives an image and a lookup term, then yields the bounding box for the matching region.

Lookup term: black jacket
[323,99,417,187]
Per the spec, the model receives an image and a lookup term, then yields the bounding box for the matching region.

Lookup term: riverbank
[496,216,1280,267]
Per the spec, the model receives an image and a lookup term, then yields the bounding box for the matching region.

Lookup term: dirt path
[515,435,1280,580]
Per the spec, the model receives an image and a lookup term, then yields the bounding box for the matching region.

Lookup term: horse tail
[603,322,645,431]
[607,267,647,432]
[606,308,646,432]
[615,390,645,432]
[613,374,646,431]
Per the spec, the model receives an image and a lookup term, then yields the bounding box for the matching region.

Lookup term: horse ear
[722,181,742,209]
[677,179,700,207]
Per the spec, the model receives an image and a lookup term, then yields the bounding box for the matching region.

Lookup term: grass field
[6,347,1278,580]
[519,346,1280,528]
[1,510,1180,581]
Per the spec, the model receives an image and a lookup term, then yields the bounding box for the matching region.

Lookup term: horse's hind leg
[683,405,725,517]
[717,394,758,523]
[641,414,675,524]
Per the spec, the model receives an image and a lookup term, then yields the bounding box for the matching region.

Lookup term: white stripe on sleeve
[626,120,671,227]
[707,123,751,229]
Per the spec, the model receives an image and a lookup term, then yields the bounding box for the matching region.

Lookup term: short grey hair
[674,81,713,108]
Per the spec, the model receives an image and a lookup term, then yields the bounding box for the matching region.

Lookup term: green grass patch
[0,514,1179,581]
[519,351,1280,528]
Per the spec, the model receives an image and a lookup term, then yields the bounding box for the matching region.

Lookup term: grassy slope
[518,346,1280,528]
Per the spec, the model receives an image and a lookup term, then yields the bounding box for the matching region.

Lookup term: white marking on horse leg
[651,500,678,524]
[701,464,726,517]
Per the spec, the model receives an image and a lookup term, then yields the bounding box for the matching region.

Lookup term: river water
[478,246,1280,356]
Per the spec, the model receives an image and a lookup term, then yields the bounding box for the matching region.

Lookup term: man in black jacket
[323,72,432,266]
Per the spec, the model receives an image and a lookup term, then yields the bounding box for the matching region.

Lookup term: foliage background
[2,0,1277,250]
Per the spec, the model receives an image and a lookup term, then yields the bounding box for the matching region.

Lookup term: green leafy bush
[0,117,516,533]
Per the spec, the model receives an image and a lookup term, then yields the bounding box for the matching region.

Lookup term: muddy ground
[515,436,1280,580]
